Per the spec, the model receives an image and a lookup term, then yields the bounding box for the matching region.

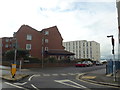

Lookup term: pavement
[1,65,29,82]
[79,68,120,87]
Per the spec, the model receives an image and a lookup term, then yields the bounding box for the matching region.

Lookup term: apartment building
[2,25,74,60]
[117,0,120,60]
[63,40,100,61]
[2,37,14,53]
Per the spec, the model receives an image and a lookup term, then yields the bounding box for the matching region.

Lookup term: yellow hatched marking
[81,76,96,79]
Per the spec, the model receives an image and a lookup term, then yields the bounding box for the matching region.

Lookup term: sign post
[11,38,17,78]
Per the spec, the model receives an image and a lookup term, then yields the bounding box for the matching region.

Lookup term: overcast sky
[0,0,119,59]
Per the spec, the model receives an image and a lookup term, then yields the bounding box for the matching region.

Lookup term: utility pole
[107,35,116,81]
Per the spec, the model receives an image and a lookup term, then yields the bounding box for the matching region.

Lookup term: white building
[63,40,100,61]
[116,0,120,60]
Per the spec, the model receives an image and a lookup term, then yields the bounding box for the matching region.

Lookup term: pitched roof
[16,24,39,34]
[41,26,63,40]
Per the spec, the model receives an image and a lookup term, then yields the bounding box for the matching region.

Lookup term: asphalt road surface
[2,65,119,90]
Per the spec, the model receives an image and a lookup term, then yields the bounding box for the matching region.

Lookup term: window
[45,47,48,51]
[83,43,85,47]
[45,39,48,43]
[45,31,49,35]
[90,42,92,46]
[5,44,9,48]
[27,34,32,40]
[26,44,31,50]
[6,39,9,42]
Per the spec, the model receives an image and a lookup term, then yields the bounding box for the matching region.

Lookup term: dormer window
[27,34,32,40]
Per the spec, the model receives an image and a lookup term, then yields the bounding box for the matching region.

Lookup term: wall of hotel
[63,40,100,61]
[90,41,100,61]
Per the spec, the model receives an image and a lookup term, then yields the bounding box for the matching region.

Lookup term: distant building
[63,40,100,61]
[2,37,14,53]
[2,25,74,60]
[117,0,120,60]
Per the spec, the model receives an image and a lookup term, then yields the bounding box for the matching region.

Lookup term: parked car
[96,61,103,65]
[75,62,87,67]
[82,61,93,67]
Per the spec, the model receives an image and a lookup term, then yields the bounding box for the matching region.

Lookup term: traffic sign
[11,64,16,78]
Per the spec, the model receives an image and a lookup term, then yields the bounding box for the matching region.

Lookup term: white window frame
[26,44,31,50]
[45,47,48,51]
[45,39,48,43]
[27,34,32,40]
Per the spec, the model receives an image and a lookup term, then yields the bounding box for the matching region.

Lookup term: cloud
[0,0,118,59]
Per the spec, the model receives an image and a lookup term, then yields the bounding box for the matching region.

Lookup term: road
[1,65,119,90]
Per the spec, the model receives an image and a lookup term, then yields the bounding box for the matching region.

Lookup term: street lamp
[107,35,116,81]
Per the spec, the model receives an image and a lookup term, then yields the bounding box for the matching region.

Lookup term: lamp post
[107,35,116,81]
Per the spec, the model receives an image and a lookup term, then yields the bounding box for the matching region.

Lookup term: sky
[0,0,119,59]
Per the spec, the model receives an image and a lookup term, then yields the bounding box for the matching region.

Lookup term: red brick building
[2,37,14,53]
[2,25,74,60]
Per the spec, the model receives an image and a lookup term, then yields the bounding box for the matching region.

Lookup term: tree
[5,49,29,60]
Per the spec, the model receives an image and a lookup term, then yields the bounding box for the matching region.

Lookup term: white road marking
[14,82,27,85]
[52,74,58,76]
[28,75,34,81]
[43,74,50,76]
[75,73,81,75]
[5,82,29,90]
[28,75,41,81]
[31,84,39,90]
[60,73,67,76]
[68,73,76,75]
[54,79,87,88]
[28,73,84,81]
